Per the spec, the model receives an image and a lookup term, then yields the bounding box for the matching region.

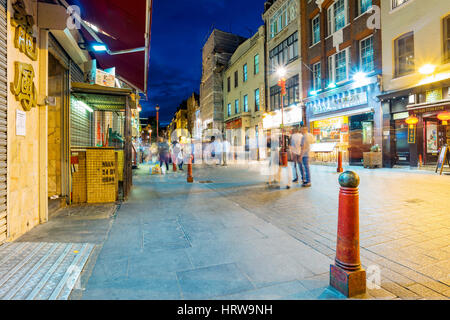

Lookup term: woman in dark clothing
[158,137,170,172]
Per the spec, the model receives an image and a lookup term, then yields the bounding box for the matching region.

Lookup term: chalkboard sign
[435,145,449,175]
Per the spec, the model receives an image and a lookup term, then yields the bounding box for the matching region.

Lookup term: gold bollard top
[339,171,360,188]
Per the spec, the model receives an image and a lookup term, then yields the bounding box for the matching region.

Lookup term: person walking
[157,137,170,173]
[213,137,223,165]
[222,137,230,166]
[299,126,314,187]
[290,126,304,184]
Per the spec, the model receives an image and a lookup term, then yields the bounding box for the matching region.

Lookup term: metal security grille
[70,96,93,147]
[70,61,84,83]
[0,0,7,244]
[48,33,69,69]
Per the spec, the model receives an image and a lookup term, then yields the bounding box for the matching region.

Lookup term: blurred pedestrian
[158,137,170,173]
[290,126,303,184]
[222,137,230,166]
[300,126,314,187]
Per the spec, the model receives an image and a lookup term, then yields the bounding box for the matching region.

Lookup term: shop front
[69,83,136,203]
[305,83,381,166]
[406,87,450,167]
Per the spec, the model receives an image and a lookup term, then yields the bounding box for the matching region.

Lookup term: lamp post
[156,104,160,140]
[277,67,288,167]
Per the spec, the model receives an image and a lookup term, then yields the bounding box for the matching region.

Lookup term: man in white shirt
[290,126,303,183]
[300,126,315,187]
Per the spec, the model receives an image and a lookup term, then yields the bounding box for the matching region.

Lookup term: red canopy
[67,0,152,93]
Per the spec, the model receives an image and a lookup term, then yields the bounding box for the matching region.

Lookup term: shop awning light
[419,64,436,75]
[327,83,336,89]
[79,100,93,113]
[353,72,368,83]
[92,43,108,52]
[437,111,450,125]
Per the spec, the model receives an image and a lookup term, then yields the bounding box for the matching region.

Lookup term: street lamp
[277,67,288,167]
[156,104,160,140]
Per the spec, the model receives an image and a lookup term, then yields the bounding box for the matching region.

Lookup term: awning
[65,0,152,93]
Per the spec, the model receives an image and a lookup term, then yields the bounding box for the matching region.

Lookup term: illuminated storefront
[305,80,381,166]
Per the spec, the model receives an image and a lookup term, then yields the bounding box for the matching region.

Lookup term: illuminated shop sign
[309,91,368,115]
[263,104,303,129]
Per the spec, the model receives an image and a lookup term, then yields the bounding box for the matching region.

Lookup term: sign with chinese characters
[11,0,37,61]
[101,161,116,184]
[11,62,37,111]
[95,69,115,88]
[226,118,242,130]
[408,126,416,144]
[310,91,368,115]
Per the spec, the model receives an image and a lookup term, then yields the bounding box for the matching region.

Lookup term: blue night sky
[140,0,266,125]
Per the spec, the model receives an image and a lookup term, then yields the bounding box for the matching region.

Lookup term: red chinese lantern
[405,115,419,127]
[437,111,450,125]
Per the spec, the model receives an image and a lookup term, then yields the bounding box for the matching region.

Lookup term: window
[392,0,411,10]
[269,32,299,73]
[270,75,299,110]
[327,0,347,35]
[227,77,231,92]
[255,89,260,112]
[227,103,231,117]
[359,0,372,15]
[243,95,248,112]
[235,99,239,114]
[328,48,350,84]
[311,15,320,46]
[243,64,248,82]
[269,0,298,39]
[312,62,321,91]
[234,71,238,88]
[360,36,374,73]
[394,32,414,77]
[254,54,259,75]
[444,16,450,62]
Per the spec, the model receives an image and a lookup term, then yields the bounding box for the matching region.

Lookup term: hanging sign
[95,69,116,88]
[408,126,416,144]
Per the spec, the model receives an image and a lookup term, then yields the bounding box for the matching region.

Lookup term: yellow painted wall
[7,0,45,240]
[381,0,450,92]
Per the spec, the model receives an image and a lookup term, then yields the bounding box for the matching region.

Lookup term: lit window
[255,89,260,111]
[328,48,350,84]
[243,64,248,82]
[394,32,415,77]
[243,95,248,112]
[311,15,320,45]
[227,103,231,117]
[392,0,410,10]
[269,0,297,39]
[359,0,372,15]
[254,54,259,75]
[235,99,239,114]
[327,0,347,35]
[312,62,321,91]
[360,36,374,73]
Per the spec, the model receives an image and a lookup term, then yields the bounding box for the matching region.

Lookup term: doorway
[48,53,70,214]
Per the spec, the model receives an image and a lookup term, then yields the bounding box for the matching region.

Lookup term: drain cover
[198,181,214,184]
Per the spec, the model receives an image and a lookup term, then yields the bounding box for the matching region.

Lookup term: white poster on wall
[16,110,26,136]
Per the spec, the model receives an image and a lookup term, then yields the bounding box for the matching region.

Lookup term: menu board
[436,145,449,175]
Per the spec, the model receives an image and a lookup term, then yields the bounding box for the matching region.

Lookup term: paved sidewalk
[82,164,346,300]
[81,163,449,300]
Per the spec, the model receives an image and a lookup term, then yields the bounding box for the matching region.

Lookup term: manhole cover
[198,181,214,184]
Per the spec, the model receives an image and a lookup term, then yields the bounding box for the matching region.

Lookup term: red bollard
[280,151,288,168]
[418,154,423,167]
[330,171,366,297]
[173,162,177,172]
[187,156,194,183]
[337,151,344,173]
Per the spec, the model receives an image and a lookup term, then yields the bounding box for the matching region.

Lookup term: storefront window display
[310,116,349,163]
